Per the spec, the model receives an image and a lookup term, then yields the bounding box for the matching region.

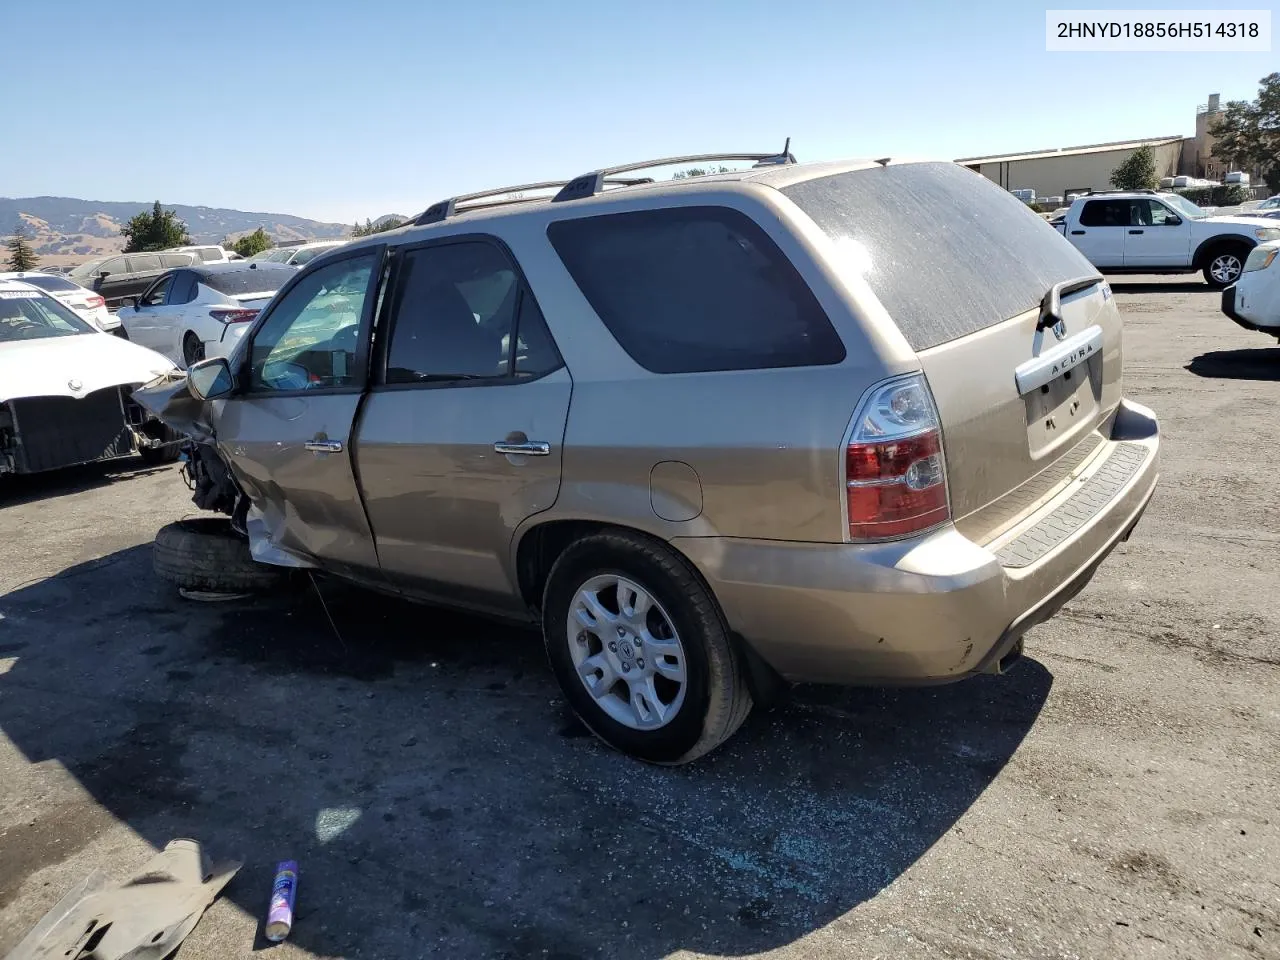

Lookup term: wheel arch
[1193,233,1256,268]
[514,517,787,705]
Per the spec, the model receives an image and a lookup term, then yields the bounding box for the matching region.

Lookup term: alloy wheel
[1210,254,1243,285]
[566,574,688,730]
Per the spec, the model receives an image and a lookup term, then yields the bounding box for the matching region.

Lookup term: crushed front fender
[130,373,215,443]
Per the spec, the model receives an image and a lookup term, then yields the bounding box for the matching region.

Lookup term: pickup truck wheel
[1203,245,1248,288]
[153,518,287,593]
[542,531,752,764]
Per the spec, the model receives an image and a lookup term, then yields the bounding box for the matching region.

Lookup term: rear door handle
[305,440,343,454]
[494,440,550,456]
[1129,229,1144,234]
[1071,230,1086,235]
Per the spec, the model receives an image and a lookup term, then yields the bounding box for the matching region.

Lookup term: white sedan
[0,271,118,332]
[0,280,180,476]
[121,262,297,367]
[1222,241,1280,339]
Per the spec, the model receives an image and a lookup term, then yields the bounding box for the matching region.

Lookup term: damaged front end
[132,374,249,533]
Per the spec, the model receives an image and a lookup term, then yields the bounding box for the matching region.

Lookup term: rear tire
[542,530,752,764]
[182,331,204,368]
[153,518,287,593]
[1202,243,1249,288]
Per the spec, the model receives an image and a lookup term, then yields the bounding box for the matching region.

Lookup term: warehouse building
[955,137,1184,201]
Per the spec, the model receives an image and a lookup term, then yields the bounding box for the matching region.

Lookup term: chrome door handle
[493,440,550,456]
[304,440,343,454]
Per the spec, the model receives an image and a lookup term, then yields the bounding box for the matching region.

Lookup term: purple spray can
[265,860,298,942]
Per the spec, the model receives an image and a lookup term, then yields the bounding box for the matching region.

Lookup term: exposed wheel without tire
[153,518,287,593]
[137,422,184,465]
[542,530,752,764]
[1202,245,1248,288]
[182,332,204,368]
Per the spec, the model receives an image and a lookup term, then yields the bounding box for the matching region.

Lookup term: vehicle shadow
[0,546,1052,959]
[1108,280,1209,295]
[1187,347,1280,381]
[0,458,177,508]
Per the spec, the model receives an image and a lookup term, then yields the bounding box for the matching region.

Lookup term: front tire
[153,518,287,593]
[1202,244,1249,288]
[542,531,752,764]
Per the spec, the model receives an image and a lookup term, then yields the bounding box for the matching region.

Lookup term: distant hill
[0,196,352,267]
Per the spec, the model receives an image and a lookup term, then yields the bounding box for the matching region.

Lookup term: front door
[1072,198,1129,267]
[215,248,386,578]
[354,238,571,613]
[1122,198,1193,269]
[127,272,178,352]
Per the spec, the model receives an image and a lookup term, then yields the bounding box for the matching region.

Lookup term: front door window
[248,254,377,392]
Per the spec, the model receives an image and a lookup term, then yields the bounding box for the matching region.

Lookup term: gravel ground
[0,277,1277,960]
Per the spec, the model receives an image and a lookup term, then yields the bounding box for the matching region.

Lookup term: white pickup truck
[1052,190,1280,288]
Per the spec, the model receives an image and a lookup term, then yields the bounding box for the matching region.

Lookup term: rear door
[1071,199,1128,267]
[354,237,570,612]
[783,162,1121,545]
[214,248,386,578]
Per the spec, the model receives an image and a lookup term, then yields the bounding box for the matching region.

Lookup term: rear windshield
[20,275,81,294]
[547,206,845,374]
[782,162,1096,351]
[200,266,293,296]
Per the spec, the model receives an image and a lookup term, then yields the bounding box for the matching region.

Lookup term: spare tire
[153,518,288,593]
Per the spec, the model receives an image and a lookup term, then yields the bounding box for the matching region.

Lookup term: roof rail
[414,177,654,226]
[1084,188,1161,196]
[552,138,796,203]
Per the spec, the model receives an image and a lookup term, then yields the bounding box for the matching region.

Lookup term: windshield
[0,289,95,341]
[1163,194,1207,219]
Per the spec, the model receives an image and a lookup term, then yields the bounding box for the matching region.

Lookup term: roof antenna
[874,157,892,167]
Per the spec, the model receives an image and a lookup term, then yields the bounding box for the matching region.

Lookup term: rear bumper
[674,398,1160,686]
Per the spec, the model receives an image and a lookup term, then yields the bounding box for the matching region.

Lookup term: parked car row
[248,239,347,267]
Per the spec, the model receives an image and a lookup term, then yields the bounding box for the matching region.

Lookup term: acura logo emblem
[1051,319,1067,341]
[68,379,83,392]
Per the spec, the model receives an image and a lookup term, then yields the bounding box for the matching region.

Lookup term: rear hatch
[783,162,1123,544]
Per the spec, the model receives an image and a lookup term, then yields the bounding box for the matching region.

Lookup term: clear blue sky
[6,0,1274,224]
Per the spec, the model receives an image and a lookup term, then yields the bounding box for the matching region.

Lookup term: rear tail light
[844,374,950,541]
[209,308,259,324]
[85,295,105,309]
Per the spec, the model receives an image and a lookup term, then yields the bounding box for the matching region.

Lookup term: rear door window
[162,253,195,268]
[547,207,844,373]
[127,254,162,273]
[781,162,1097,351]
[1079,199,1132,227]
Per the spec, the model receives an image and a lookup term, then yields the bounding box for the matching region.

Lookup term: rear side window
[127,254,162,273]
[547,206,845,374]
[197,248,222,262]
[1079,199,1131,227]
[161,253,194,268]
[782,162,1096,351]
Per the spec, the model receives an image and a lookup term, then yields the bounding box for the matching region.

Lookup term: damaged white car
[0,280,183,476]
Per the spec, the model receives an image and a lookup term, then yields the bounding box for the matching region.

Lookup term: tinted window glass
[782,162,1097,351]
[512,295,561,378]
[21,275,81,294]
[1135,199,1176,225]
[162,253,195,268]
[100,257,128,276]
[384,242,519,383]
[0,290,93,341]
[170,271,198,305]
[128,254,162,273]
[249,254,376,392]
[197,248,222,262]
[548,207,844,374]
[141,275,173,306]
[1079,199,1131,227]
[202,266,293,296]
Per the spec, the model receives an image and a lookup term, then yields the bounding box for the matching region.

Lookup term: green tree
[1211,72,1280,188]
[6,223,38,272]
[121,201,191,253]
[351,216,405,238]
[232,227,272,258]
[1109,145,1159,190]
[672,164,734,180]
